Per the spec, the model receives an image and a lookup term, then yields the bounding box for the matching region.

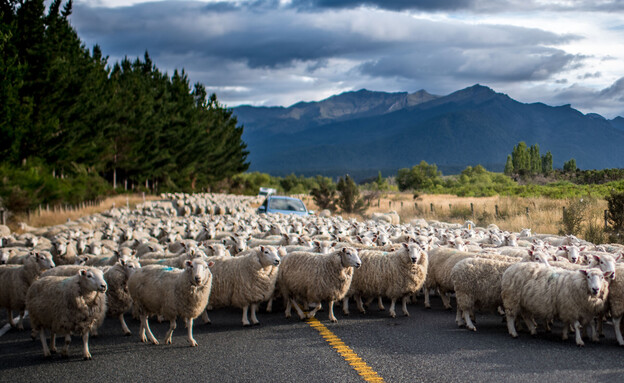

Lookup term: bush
[560,198,592,236]
[336,175,366,214]
[449,206,473,220]
[584,221,607,245]
[310,176,337,212]
[606,190,624,237]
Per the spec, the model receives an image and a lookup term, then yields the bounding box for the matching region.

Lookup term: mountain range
[233,85,624,180]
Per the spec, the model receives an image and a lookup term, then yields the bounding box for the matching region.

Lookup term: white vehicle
[258,187,277,197]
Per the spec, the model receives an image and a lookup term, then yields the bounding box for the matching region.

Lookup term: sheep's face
[315,241,333,255]
[340,247,361,269]
[519,228,531,238]
[80,268,107,293]
[376,233,390,247]
[593,254,616,281]
[563,246,581,264]
[259,246,280,266]
[26,236,39,248]
[122,259,141,277]
[88,243,102,256]
[581,269,605,297]
[54,241,68,255]
[403,243,422,264]
[34,251,55,270]
[74,255,90,266]
[185,258,212,286]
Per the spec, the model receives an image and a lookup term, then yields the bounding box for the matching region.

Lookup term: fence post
[470,203,474,217]
[526,207,529,217]
[378,199,380,207]
[605,210,609,229]
[389,201,392,208]
[562,206,566,221]
[495,205,499,218]
[449,204,452,210]
[430,203,434,213]
[0,208,6,225]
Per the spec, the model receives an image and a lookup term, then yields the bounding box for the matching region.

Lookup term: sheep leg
[521,313,537,335]
[250,303,260,325]
[505,311,518,338]
[186,318,198,347]
[327,301,337,323]
[424,287,431,309]
[49,333,57,354]
[573,320,585,347]
[613,316,624,346]
[291,298,306,320]
[389,298,397,318]
[202,310,211,324]
[284,298,293,319]
[82,332,92,360]
[597,315,604,338]
[142,316,159,345]
[17,310,25,330]
[590,320,599,343]
[307,302,322,319]
[266,298,274,313]
[242,305,251,326]
[62,334,71,358]
[455,308,465,327]
[356,296,366,314]
[463,310,476,332]
[401,296,410,317]
[562,322,569,341]
[364,297,374,309]
[342,297,350,315]
[439,290,452,310]
[119,313,132,336]
[165,319,177,344]
[378,296,386,311]
[39,329,51,358]
[7,310,15,328]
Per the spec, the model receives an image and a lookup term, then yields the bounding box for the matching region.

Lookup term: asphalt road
[2,296,624,383]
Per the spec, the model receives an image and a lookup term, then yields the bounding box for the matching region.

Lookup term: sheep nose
[274,260,280,266]
[195,276,202,283]
[100,284,107,292]
[411,258,417,263]
[355,263,361,268]
[592,288,599,295]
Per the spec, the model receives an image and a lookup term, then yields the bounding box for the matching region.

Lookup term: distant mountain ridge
[233,85,624,179]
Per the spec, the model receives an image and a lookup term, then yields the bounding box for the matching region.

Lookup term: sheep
[501,263,608,346]
[127,258,212,346]
[608,264,624,346]
[25,268,108,359]
[450,257,514,331]
[202,246,281,326]
[278,247,361,323]
[342,243,428,318]
[103,258,142,335]
[0,251,55,330]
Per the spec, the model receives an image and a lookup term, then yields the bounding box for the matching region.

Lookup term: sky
[70,0,624,118]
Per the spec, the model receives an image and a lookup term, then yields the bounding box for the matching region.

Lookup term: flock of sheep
[1,192,624,360]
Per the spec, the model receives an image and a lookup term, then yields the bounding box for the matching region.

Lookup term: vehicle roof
[266,195,302,200]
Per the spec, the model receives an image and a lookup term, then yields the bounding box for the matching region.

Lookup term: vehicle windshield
[269,198,306,212]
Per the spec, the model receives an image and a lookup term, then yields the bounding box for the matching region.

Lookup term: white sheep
[501,263,608,346]
[450,257,514,331]
[202,246,280,326]
[127,258,212,346]
[278,247,361,322]
[0,251,55,330]
[343,243,428,318]
[608,264,624,345]
[25,268,108,359]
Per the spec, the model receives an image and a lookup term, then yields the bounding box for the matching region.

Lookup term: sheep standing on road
[0,251,55,330]
[203,246,281,326]
[343,243,428,318]
[278,247,361,322]
[128,258,212,347]
[26,268,108,359]
[501,263,608,346]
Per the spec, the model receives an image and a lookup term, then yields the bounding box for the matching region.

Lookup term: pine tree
[504,155,513,176]
[541,151,553,175]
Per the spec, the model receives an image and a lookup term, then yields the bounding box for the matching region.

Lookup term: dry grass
[304,193,608,237]
[9,194,158,233]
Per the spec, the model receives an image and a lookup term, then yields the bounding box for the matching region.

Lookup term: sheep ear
[402,243,409,249]
[579,269,589,276]
[79,269,88,276]
[528,250,534,256]
[616,253,623,262]
[184,260,193,268]
[119,258,127,266]
[207,261,215,267]
[260,246,265,252]
[580,246,586,251]
[592,254,600,262]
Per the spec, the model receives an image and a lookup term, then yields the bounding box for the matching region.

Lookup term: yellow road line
[306,317,385,382]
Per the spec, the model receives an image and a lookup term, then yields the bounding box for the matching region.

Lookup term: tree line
[0,0,248,212]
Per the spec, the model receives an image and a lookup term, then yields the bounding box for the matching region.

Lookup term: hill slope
[234,85,624,178]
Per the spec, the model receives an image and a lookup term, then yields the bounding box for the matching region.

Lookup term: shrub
[336,175,366,214]
[606,190,624,237]
[560,198,591,236]
[310,177,337,212]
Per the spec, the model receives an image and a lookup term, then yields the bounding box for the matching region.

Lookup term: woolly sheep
[607,264,624,345]
[128,258,212,346]
[0,251,55,330]
[202,246,280,326]
[343,243,428,318]
[278,247,361,322]
[450,257,514,331]
[501,263,608,346]
[26,268,107,359]
[103,258,141,335]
